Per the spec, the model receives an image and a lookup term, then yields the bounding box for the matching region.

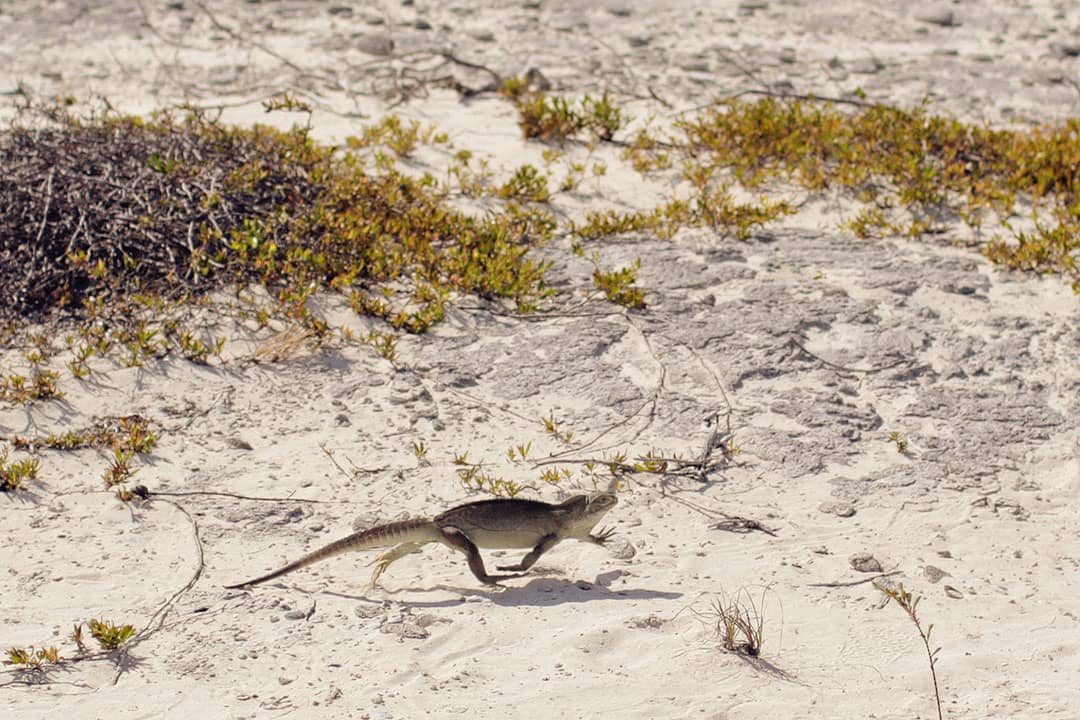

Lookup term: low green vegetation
[5,645,62,669]
[0,101,555,349]
[4,618,139,681]
[0,369,62,404]
[10,415,157,496]
[86,618,137,651]
[592,260,647,310]
[0,92,1075,414]
[619,96,1079,289]
[0,446,40,492]
[501,78,628,144]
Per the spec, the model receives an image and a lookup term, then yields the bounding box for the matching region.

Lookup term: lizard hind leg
[368,542,425,587]
[440,527,522,585]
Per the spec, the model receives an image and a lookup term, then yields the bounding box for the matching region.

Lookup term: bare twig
[113,497,205,685]
[711,515,777,537]
[133,485,327,504]
[34,168,55,247]
[785,337,909,374]
[808,570,903,588]
[728,88,879,109]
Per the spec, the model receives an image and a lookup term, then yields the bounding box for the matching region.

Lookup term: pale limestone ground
[2,2,1079,719]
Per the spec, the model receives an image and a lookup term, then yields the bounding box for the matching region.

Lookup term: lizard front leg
[496,533,560,572]
[440,527,522,585]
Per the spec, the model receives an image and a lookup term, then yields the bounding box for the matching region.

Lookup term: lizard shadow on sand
[322,570,682,608]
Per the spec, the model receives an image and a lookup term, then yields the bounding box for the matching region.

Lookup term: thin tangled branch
[0,101,325,324]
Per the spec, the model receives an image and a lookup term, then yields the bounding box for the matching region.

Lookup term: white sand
[2,2,1079,718]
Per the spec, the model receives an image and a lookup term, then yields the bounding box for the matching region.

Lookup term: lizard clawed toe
[591,526,616,544]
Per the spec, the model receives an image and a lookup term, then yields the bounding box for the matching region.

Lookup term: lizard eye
[591,494,616,509]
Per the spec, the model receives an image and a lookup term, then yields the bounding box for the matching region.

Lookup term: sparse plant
[456,463,522,497]
[506,89,629,145]
[580,92,628,142]
[102,447,138,487]
[888,431,909,454]
[573,209,656,239]
[498,165,551,202]
[506,441,532,462]
[412,440,429,464]
[879,582,943,720]
[0,446,39,491]
[12,414,156,454]
[592,259,647,309]
[364,330,399,363]
[346,115,447,159]
[5,645,62,669]
[262,92,313,114]
[542,411,574,444]
[539,466,572,486]
[446,149,494,196]
[0,369,63,404]
[558,160,586,192]
[177,329,225,364]
[513,93,582,144]
[632,450,668,474]
[86,618,136,651]
[70,623,88,653]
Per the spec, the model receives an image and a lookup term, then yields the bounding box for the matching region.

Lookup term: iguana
[226,492,618,588]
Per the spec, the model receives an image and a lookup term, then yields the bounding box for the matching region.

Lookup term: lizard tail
[225,517,440,588]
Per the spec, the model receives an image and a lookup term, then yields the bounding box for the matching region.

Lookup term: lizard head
[559,492,618,538]
[583,492,618,516]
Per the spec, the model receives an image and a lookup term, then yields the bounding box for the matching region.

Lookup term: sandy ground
[2,1,1079,719]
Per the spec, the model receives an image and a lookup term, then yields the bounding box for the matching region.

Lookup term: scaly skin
[225,492,618,588]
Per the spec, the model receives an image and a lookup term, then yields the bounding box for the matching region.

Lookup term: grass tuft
[879,582,944,720]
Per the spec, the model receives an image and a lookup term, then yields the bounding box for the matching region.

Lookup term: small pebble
[914,8,957,27]
[849,57,884,75]
[922,565,948,583]
[227,437,254,450]
[1050,43,1080,58]
[607,537,637,559]
[820,501,856,517]
[849,553,883,573]
[354,34,394,57]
